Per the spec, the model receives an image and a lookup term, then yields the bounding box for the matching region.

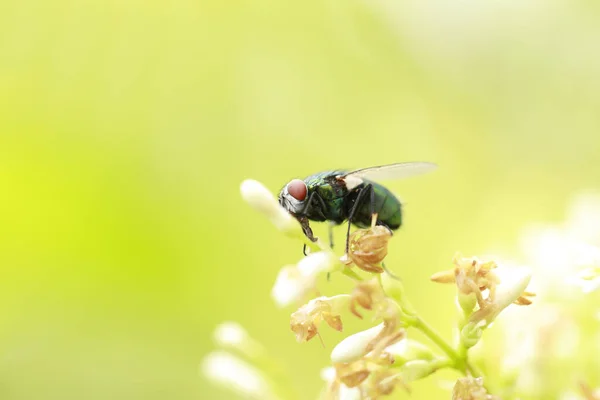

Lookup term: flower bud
[271,251,337,308]
[240,179,299,235]
[331,324,385,363]
[201,351,278,400]
[385,338,435,366]
[573,266,600,293]
[335,362,371,388]
[214,321,249,349]
[457,292,477,316]
[470,267,532,326]
[291,295,349,342]
[452,376,499,400]
[320,366,362,400]
[400,360,435,382]
[346,226,392,273]
[381,273,415,314]
[460,321,485,349]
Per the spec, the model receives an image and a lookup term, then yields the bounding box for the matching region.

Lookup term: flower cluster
[430,253,534,350]
[201,179,594,400]
[290,295,347,343]
[341,226,393,273]
[201,322,284,400]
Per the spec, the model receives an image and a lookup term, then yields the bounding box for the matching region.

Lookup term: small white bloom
[271,251,337,307]
[385,338,435,365]
[240,179,298,234]
[572,266,600,293]
[400,360,434,382]
[339,384,362,400]
[469,266,532,326]
[272,266,305,308]
[460,320,485,349]
[521,225,600,293]
[290,295,349,342]
[493,267,532,313]
[214,321,248,348]
[201,351,278,400]
[320,366,336,382]
[297,251,336,276]
[320,367,361,400]
[331,324,384,364]
[321,367,361,400]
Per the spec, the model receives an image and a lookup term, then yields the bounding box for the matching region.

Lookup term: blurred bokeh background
[1,0,600,399]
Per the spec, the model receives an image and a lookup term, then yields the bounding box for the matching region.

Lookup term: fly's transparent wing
[342,162,437,182]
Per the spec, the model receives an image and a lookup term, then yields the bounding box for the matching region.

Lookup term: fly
[278,162,437,255]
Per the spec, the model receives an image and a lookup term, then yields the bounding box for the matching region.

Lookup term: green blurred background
[1,0,600,399]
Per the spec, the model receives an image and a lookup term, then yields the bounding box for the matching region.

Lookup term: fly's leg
[376,220,393,236]
[326,221,336,279]
[299,216,317,256]
[369,185,377,228]
[345,184,374,254]
[300,191,327,220]
[328,221,336,249]
[299,192,327,256]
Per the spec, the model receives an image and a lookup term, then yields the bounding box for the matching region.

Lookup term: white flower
[320,366,336,382]
[492,267,532,314]
[331,324,384,364]
[400,360,435,382]
[290,295,349,342]
[572,266,600,293]
[338,384,362,400]
[522,226,600,290]
[384,338,435,365]
[214,321,249,348]
[320,367,361,400]
[272,251,337,307]
[470,266,532,326]
[201,351,278,400]
[240,179,298,234]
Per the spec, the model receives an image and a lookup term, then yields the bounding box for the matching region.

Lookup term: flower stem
[413,317,463,370]
[413,316,485,380]
[376,272,485,381]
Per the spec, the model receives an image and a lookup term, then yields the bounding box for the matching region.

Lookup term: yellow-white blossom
[201,351,279,400]
[240,179,299,235]
[213,321,249,348]
[432,254,534,328]
[319,367,361,400]
[342,226,393,273]
[272,251,338,308]
[331,321,405,364]
[384,338,435,366]
[470,266,533,325]
[572,266,600,293]
[331,324,386,364]
[290,295,349,342]
[452,376,499,400]
[400,360,436,382]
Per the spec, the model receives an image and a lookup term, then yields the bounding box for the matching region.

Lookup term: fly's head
[278,179,308,216]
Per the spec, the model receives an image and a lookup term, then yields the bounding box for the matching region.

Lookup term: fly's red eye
[287,179,307,201]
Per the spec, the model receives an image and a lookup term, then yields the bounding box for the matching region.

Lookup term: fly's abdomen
[350,182,402,230]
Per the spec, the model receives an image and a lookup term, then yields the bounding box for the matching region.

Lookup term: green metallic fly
[278,162,437,254]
